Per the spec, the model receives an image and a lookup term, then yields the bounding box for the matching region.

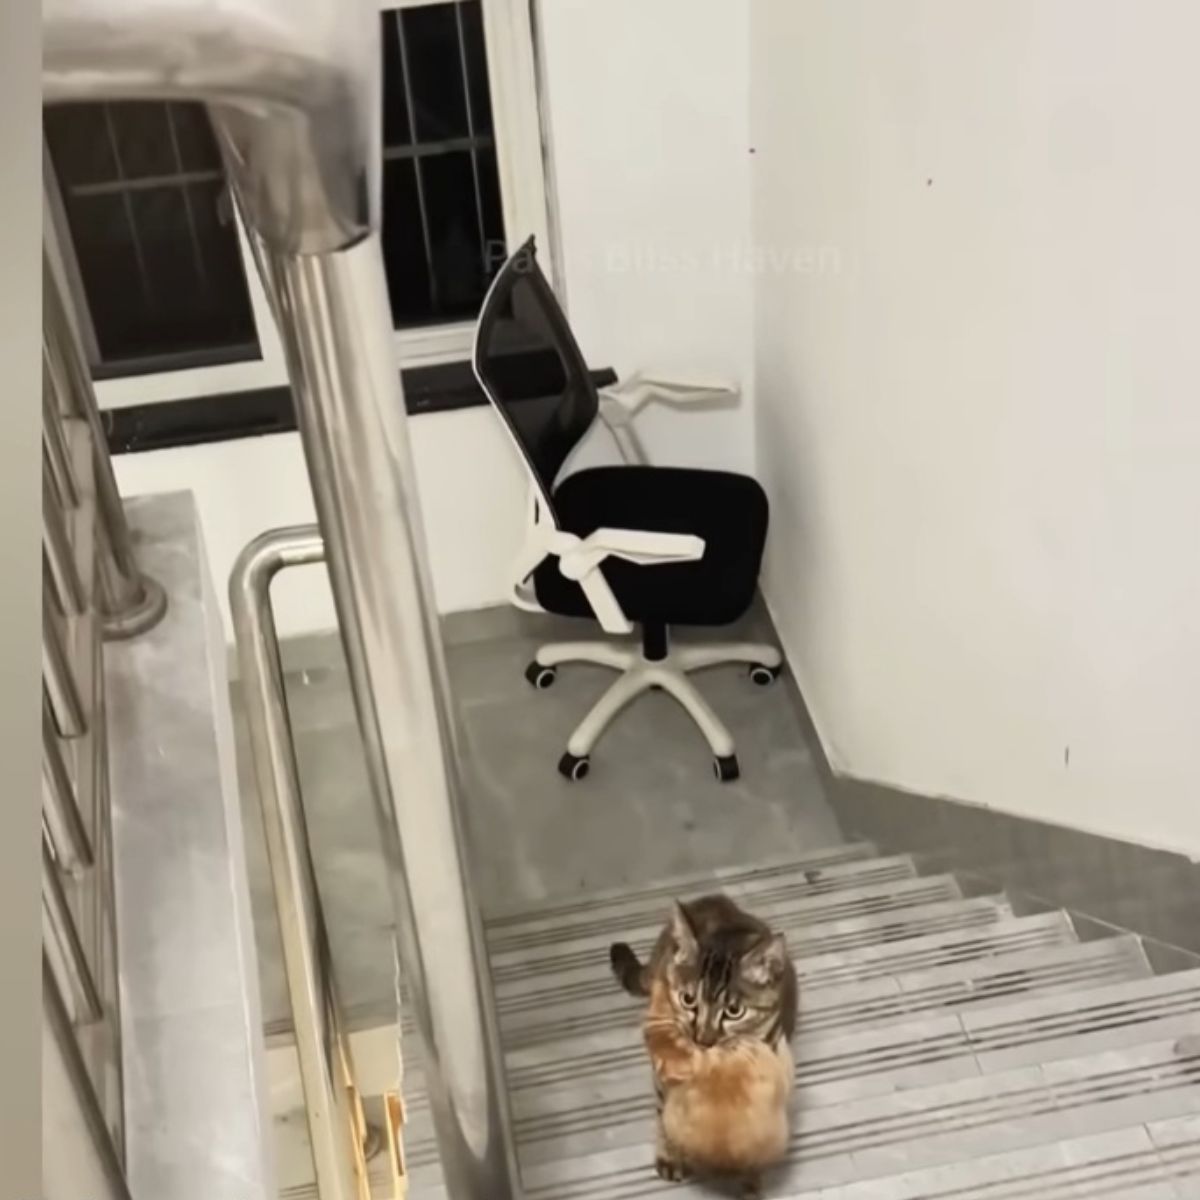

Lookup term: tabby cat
[610,895,797,1196]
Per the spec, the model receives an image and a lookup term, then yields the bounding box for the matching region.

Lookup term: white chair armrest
[558,527,705,578]
[551,526,706,635]
[506,483,707,636]
[597,372,740,465]
[598,371,740,426]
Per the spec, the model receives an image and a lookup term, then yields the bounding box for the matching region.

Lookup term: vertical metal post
[43,699,94,870]
[42,957,134,1200]
[230,527,367,1200]
[44,380,81,509]
[45,470,88,613]
[43,838,105,1024]
[260,237,522,1200]
[44,598,87,739]
[42,251,166,640]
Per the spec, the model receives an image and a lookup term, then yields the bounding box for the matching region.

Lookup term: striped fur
[610,895,797,1194]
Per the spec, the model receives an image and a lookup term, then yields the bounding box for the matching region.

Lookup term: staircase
[378,841,1200,1199]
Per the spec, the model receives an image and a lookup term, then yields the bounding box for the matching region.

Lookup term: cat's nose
[696,1028,720,1047]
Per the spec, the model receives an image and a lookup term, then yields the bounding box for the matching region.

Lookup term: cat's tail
[609,942,650,996]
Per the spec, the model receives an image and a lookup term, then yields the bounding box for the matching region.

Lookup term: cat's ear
[744,933,788,986]
[669,901,699,964]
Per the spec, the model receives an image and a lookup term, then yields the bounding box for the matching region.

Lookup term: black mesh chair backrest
[473,237,598,525]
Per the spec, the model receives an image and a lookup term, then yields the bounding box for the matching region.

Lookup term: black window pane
[46,101,260,373]
[128,186,195,299]
[169,104,223,171]
[65,192,148,360]
[376,1,507,331]
[191,181,256,333]
[424,151,488,318]
[459,1,494,136]
[44,105,117,187]
[382,158,433,325]
[403,2,471,142]
[381,11,412,148]
[128,187,212,355]
[110,103,177,178]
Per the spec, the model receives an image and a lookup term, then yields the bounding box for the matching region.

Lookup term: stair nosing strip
[487,874,965,956]
[497,1041,1200,1166]
[489,893,1011,987]
[494,912,1074,1015]
[483,842,879,925]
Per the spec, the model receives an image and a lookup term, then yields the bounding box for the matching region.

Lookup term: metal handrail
[230,526,368,1200]
[40,245,161,1182]
[44,2,522,1196]
[267,241,522,1200]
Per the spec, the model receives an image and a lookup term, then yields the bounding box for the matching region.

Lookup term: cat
[644,977,794,1197]
[610,895,798,1196]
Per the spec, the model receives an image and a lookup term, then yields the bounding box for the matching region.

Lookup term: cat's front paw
[740,1175,764,1200]
[655,1156,691,1183]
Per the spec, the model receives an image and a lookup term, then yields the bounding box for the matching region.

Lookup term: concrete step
[493,910,1078,1037]
[485,842,881,928]
[487,855,929,961]
[786,1113,1200,1199]
[494,930,1150,1054]
[505,970,1200,1172]
[402,936,1162,1177]
[489,892,1014,991]
[489,870,969,978]
[510,1036,1200,1195]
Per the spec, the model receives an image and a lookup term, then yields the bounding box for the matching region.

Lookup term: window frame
[46,0,551,412]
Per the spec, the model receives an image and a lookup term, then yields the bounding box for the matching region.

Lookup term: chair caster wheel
[713,755,740,783]
[525,662,557,690]
[558,752,590,782]
[749,663,782,687]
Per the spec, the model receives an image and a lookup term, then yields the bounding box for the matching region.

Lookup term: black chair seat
[533,466,769,627]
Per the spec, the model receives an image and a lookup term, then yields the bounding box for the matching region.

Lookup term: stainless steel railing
[41,248,169,1193]
[230,527,372,1200]
[43,255,167,641]
[43,2,522,1198]
[259,241,521,1200]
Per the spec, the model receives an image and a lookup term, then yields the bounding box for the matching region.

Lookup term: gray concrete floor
[233,606,844,1031]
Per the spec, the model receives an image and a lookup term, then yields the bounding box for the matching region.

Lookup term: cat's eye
[678,990,698,1010]
[723,1000,746,1020]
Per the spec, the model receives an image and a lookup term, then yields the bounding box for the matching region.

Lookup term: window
[379,3,506,325]
[43,0,550,410]
[44,102,260,379]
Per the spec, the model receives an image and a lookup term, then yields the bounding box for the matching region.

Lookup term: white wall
[752,0,1200,855]
[537,0,754,475]
[114,411,528,640]
[115,0,755,641]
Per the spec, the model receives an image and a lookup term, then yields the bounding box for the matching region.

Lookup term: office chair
[472,238,783,782]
